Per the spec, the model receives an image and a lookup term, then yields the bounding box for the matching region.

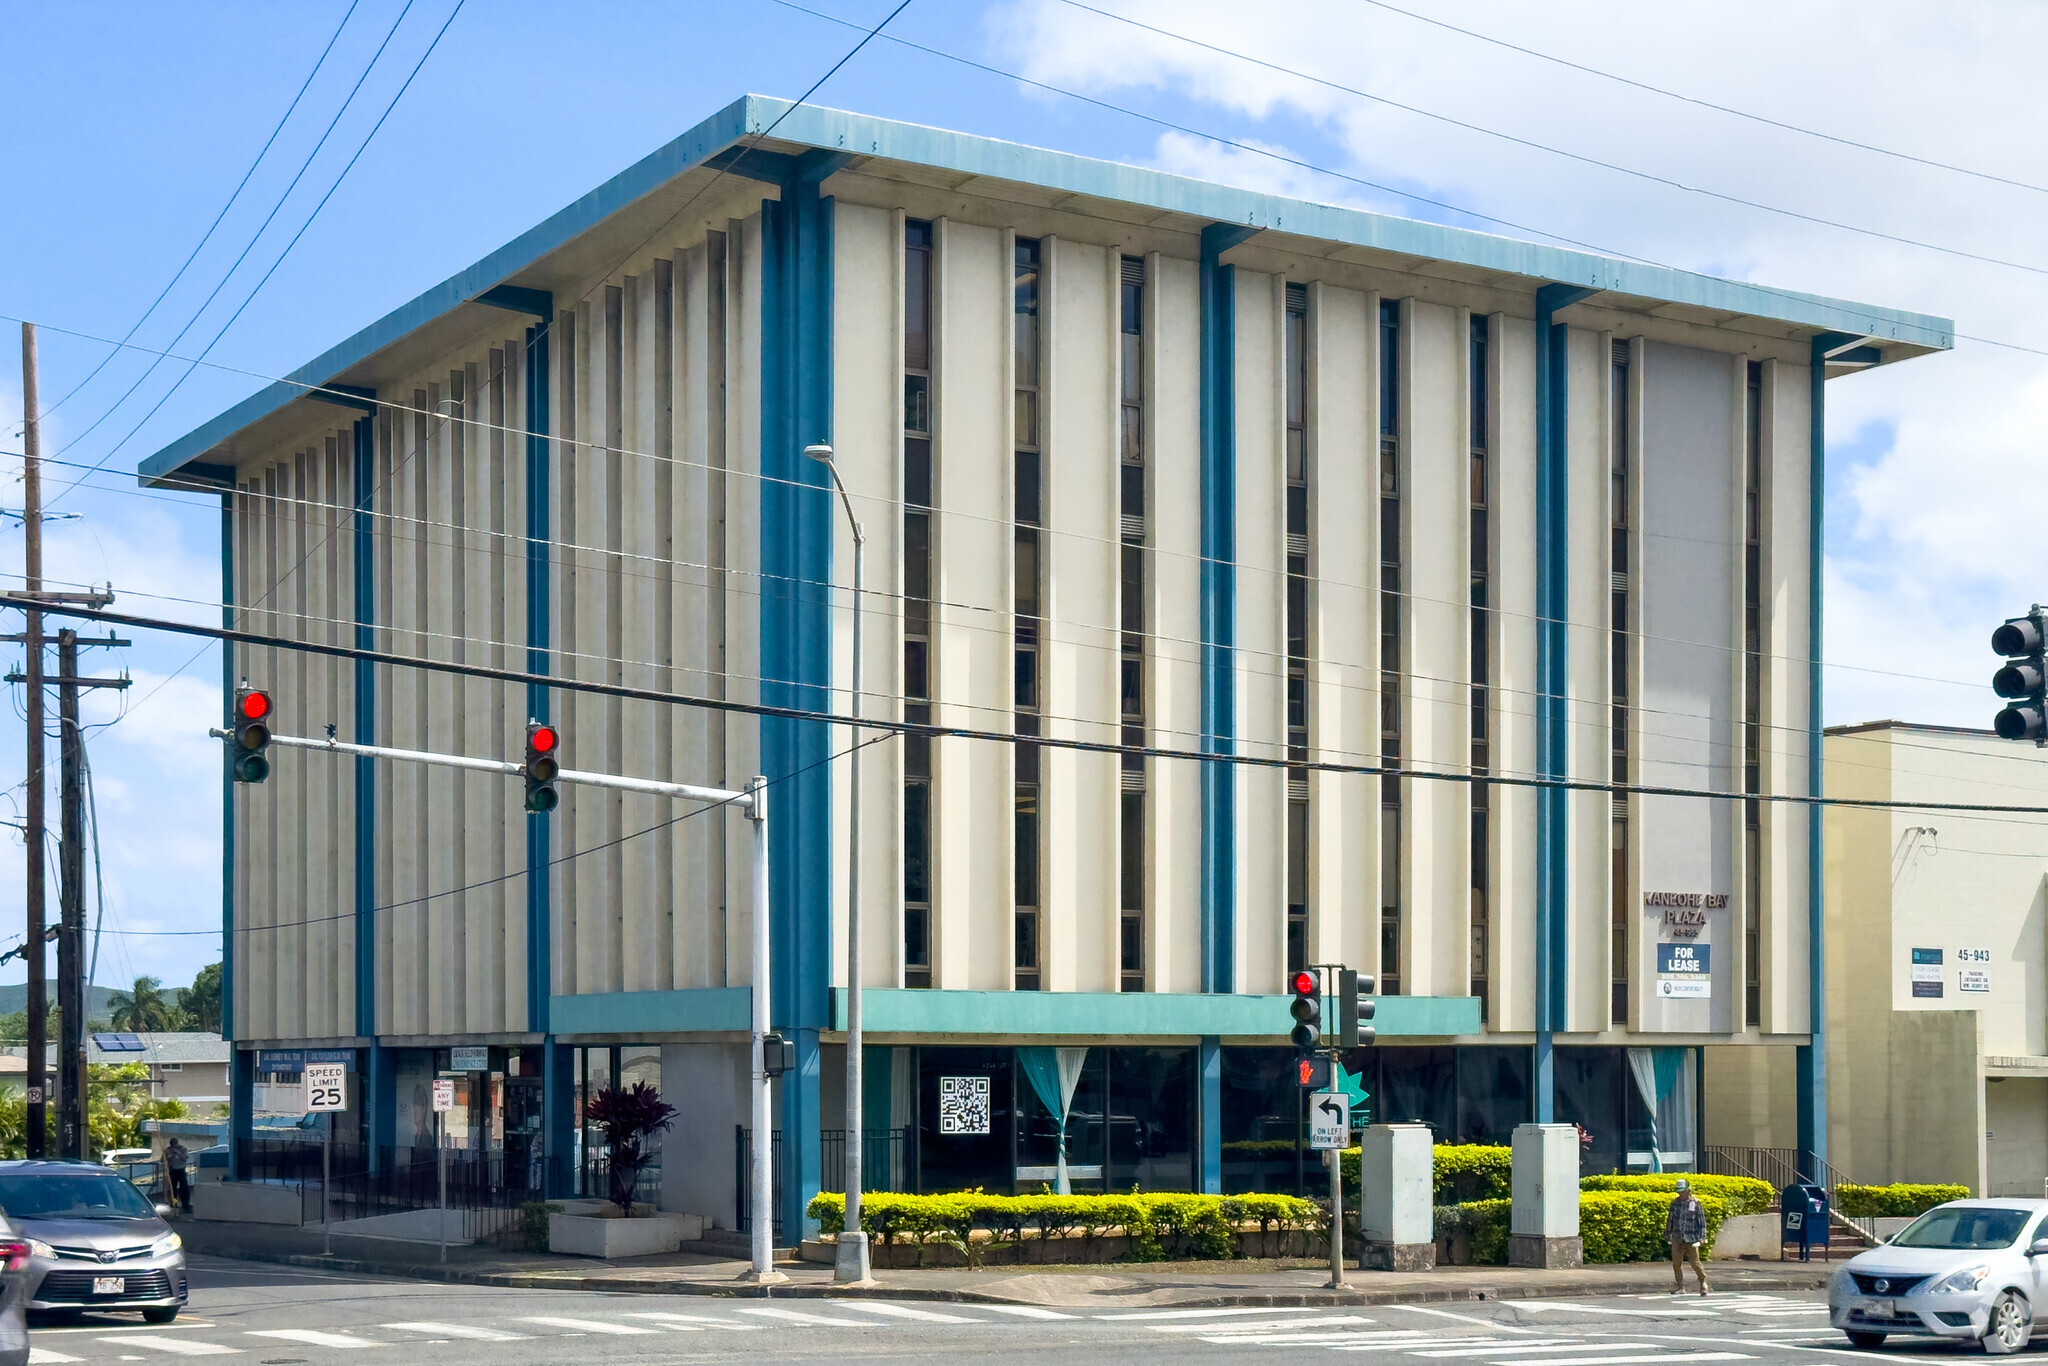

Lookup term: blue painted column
[219,494,235,1048]
[1797,334,1850,1181]
[522,311,553,1037]
[349,413,398,1164]
[759,150,849,1244]
[365,1045,395,1156]
[229,1048,253,1182]
[1199,1036,1222,1193]
[1532,284,1593,1123]
[543,1040,574,1197]
[1199,223,1257,995]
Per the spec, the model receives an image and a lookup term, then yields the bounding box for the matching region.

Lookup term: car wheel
[1983,1290,2032,1355]
[1845,1332,1887,1350]
[142,1307,178,1325]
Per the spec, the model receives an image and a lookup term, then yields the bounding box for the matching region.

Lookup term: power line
[1348,0,2048,199]
[28,1,367,432]
[46,0,425,466]
[14,594,2048,816]
[1053,0,2048,278]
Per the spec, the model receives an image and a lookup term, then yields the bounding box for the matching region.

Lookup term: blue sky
[2,0,2040,989]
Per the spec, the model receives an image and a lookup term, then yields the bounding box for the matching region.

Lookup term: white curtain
[1627,1046,1699,1171]
[1052,1048,1088,1194]
[1626,1047,1661,1170]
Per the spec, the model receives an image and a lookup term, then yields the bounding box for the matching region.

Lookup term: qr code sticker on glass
[939,1076,990,1135]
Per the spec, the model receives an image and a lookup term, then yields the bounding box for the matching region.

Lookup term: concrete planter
[548,1206,704,1259]
[193,1181,305,1226]
[1711,1213,1782,1260]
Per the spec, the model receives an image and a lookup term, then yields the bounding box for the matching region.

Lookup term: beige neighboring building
[1823,721,2048,1196]
[89,1034,230,1115]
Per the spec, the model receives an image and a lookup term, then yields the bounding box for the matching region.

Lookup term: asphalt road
[12,1257,2010,1365]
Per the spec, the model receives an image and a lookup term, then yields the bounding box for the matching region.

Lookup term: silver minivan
[0,1161,186,1324]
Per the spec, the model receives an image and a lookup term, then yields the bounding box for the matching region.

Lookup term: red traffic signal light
[524,720,561,813]
[238,689,271,721]
[1288,968,1321,1050]
[1288,969,1317,997]
[232,685,272,784]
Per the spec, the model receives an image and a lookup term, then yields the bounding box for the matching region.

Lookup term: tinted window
[0,1173,156,1220]
[1893,1207,2029,1250]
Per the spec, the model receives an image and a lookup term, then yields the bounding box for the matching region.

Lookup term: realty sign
[1657,942,1711,976]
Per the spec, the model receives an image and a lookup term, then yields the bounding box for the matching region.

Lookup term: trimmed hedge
[806,1190,1323,1263]
[1580,1174,1775,1215]
[1338,1143,1515,1203]
[1835,1183,1971,1217]
[1435,1199,1511,1264]
[1435,1190,1737,1266]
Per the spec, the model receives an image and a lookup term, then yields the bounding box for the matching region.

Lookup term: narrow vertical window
[903,219,935,989]
[1468,314,1491,1021]
[1119,256,1147,993]
[1744,360,1763,1026]
[1378,299,1403,997]
[1609,339,1631,1024]
[1013,237,1043,991]
[1284,283,1310,976]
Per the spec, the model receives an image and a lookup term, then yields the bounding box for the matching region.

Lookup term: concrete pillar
[542,1040,575,1198]
[365,1045,396,1167]
[229,1049,254,1182]
[1510,1121,1583,1267]
[1357,1123,1435,1270]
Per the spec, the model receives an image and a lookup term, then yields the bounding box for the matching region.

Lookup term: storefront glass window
[1555,1046,1625,1175]
[1219,1048,1307,1195]
[1377,1046,1455,1137]
[916,1047,1015,1194]
[1108,1047,1194,1192]
[1452,1047,1530,1146]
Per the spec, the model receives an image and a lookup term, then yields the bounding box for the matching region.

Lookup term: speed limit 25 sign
[303,1062,348,1112]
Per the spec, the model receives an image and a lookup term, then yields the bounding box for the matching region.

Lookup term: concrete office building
[139,98,1950,1239]
[1818,722,2048,1196]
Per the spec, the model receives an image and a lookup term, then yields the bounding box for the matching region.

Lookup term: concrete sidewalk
[177,1219,1843,1308]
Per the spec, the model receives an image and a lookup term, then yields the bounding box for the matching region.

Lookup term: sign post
[1311,1083,1351,1288]
[303,1062,347,1257]
[432,1078,455,1263]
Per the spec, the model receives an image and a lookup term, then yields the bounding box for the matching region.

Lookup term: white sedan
[1830,1198,2048,1353]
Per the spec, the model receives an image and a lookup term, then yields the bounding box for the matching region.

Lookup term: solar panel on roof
[92,1033,145,1052]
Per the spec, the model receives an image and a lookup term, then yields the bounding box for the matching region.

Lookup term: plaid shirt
[1667,1194,1707,1245]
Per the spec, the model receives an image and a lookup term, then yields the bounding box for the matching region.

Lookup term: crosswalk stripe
[973,1305,1076,1320]
[99,1339,239,1357]
[247,1330,375,1349]
[1101,1306,1324,1321]
[519,1316,660,1335]
[30,1349,84,1364]
[738,1307,881,1327]
[1460,1354,1754,1366]
[1411,1343,1656,1358]
[1197,1333,1435,1347]
[1503,1304,1719,1319]
[1155,1316,1384,1333]
[841,1302,982,1324]
[625,1312,762,1331]
[382,1321,532,1341]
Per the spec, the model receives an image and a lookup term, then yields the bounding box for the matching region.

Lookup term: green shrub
[1579,1191,1729,1263]
[1435,1198,1511,1264]
[1835,1183,1971,1217]
[805,1190,1322,1262]
[1435,1145,1514,1202]
[1579,1173,1774,1215]
[518,1201,562,1252]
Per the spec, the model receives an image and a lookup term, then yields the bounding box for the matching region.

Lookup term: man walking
[165,1138,191,1214]
[1667,1178,1709,1295]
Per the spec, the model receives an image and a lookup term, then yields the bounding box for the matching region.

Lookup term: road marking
[972,1305,1077,1319]
[1388,1306,1549,1334]
[97,1339,239,1357]
[30,1349,83,1364]
[1504,1303,1720,1319]
[624,1313,762,1331]
[381,1322,530,1341]
[1155,1316,1386,1333]
[1100,1306,1325,1321]
[518,1317,660,1335]
[247,1330,376,1349]
[1411,1344,1657,1358]
[1464,1355,1754,1366]
[1199,1333,1434,1347]
[737,1307,880,1327]
[840,1302,982,1324]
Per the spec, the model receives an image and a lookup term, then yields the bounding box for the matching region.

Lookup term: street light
[805,440,876,1286]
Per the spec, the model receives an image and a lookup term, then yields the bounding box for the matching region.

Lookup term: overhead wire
[1052,0,2048,279]
[25,0,366,432]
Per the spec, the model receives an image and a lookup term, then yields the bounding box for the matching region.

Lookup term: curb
[188,1242,1836,1308]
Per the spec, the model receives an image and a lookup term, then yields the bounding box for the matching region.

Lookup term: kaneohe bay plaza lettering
[1645,890,1727,939]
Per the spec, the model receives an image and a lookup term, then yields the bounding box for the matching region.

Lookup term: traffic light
[1994,609,2047,743]
[524,721,561,813]
[1288,968,1321,1050]
[1293,1053,1330,1089]
[231,685,272,784]
[1338,968,1378,1049]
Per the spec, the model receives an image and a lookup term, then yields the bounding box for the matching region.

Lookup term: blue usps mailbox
[1781,1183,1830,1261]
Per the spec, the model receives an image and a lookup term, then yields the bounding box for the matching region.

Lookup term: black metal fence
[734,1127,784,1241]
[819,1127,914,1196]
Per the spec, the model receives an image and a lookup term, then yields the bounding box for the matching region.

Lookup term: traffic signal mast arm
[207,728,760,815]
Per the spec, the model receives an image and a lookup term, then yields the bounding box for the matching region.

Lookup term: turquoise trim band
[549,988,753,1036]
[830,989,1482,1038]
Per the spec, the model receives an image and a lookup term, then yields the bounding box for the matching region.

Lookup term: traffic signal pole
[20,323,45,1159]
[213,725,782,1281]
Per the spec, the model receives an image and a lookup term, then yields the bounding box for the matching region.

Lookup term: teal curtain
[1018,1046,1089,1193]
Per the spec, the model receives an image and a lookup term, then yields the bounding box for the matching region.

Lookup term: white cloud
[994,0,2048,730]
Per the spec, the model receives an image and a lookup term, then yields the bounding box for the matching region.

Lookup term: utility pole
[21,323,46,1159]
[53,627,129,1160]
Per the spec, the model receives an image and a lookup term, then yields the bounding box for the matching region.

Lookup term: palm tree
[105,976,180,1032]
